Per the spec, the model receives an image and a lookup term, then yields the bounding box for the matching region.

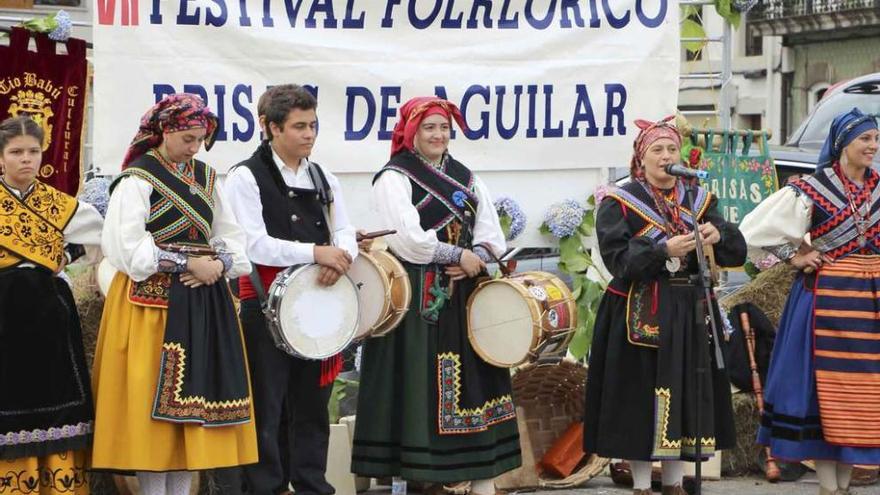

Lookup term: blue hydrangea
[543,199,585,239]
[79,176,111,218]
[494,196,526,241]
[732,0,758,13]
[48,10,72,42]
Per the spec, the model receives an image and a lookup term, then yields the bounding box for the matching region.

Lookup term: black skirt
[583,281,735,461]
[0,268,93,460]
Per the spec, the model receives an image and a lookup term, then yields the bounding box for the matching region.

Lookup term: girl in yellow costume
[0,116,103,494]
[91,94,257,495]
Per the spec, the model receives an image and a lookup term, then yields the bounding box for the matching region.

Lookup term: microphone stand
[683,179,726,495]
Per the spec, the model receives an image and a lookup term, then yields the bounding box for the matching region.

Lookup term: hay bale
[720,263,798,328]
[70,265,105,369]
[723,392,763,477]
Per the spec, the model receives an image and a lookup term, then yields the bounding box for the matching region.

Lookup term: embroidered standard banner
[92,0,681,175]
[0,27,88,195]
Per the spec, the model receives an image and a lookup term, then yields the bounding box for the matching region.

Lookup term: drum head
[277,265,359,359]
[97,258,118,297]
[347,253,389,339]
[468,281,537,367]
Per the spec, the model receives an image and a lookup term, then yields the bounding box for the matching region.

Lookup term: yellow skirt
[0,450,88,494]
[91,273,258,471]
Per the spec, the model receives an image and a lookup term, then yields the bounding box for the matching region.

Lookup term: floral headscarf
[390,96,467,157]
[122,93,219,169]
[629,115,681,179]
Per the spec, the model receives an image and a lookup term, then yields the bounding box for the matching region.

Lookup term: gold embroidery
[0,181,76,271]
[153,342,251,424]
[652,387,716,457]
[437,352,516,435]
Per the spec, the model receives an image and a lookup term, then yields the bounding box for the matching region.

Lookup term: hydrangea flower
[732,0,758,13]
[49,11,72,42]
[593,183,612,204]
[493,196,526,241]
[78,176,111,218]
[755,253,781,271]
[543,199,585,239]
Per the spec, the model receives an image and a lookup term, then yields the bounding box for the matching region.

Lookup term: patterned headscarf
[390,96,467,157]
[122,93,219,169]
[629,115,681,179]
[817,108,878,171]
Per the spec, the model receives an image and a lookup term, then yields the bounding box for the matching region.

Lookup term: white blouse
[102,175,251,282]
[372,169,506,265]
[224,151,358,267]
[739,186,813,262]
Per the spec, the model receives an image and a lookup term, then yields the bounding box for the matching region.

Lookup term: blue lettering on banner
[467,0,492,29]
[151,0,667,29]
[495,85,522,140]
[238,0,251,26]
[306,0,338,28]
[461,85,490,139]
[378,87,401,140]
[345,87,376,141]
[232,84,255,141]
[343,83,630,142]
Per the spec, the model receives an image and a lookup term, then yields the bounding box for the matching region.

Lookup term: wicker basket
[505,358,610,489]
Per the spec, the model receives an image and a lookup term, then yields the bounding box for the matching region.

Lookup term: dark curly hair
[259,85,317,141]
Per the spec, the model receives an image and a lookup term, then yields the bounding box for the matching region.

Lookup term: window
[744,22,763,57]
[807,82,832,115]
[35,0,83,6]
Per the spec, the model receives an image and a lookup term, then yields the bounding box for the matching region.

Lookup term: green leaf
[587,194,596,207]
[539,223,552,235]
[681,18,707,53]
[681,5,699,19]
[499,214,512,240]
[713,0,741,28]
[559,236,589,273]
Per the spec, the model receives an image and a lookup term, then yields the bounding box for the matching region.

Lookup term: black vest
[233,141,331,246]
[111,152,216,246]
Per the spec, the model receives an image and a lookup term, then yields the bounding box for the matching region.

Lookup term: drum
[467,271,577,368]
[265,264,360,359]
[347,249,411,339]
[97,257,118,297]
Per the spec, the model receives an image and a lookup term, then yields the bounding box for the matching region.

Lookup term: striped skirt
[758,255,880,462]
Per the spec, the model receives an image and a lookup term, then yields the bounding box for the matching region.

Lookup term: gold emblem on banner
[8,89,55,151]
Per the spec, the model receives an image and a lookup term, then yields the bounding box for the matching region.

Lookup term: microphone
[666,164,708,180]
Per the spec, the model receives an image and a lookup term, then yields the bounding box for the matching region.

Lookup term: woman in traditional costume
[351,97,521,495]
[740,108,880,495]
[90,94,257,495]
[0,116,103,494]
[583,117,746,495]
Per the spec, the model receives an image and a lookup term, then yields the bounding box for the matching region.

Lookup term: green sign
[694,131,779,224]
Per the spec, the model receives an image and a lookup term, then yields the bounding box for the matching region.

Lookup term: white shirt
[102,174,251,282]
[224,146,358,267]
[2,179,103,267]
[739,186,813,263]
[372,169,506,265]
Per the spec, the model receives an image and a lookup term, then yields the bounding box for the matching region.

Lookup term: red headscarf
[122,93,219,169]
[629,115,681,179]
[390,96,467,157]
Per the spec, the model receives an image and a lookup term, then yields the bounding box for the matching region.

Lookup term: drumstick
[356,229,397,241]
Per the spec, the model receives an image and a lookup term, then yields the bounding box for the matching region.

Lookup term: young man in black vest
[225,84,358,495]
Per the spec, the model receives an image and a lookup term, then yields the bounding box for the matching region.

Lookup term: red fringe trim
[319,353,343,387]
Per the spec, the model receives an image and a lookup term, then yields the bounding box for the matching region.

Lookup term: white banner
[93,0,680,175]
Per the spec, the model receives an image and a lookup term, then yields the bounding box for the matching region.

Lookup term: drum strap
[307,163,336,240]
[248,263,270,313]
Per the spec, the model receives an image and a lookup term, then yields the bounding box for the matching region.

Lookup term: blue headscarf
[817,108,878,171]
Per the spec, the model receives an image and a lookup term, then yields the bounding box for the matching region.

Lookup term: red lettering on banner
[97,0,139,26]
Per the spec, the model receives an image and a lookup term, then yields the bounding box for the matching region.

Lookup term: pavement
[365,473,877,495]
